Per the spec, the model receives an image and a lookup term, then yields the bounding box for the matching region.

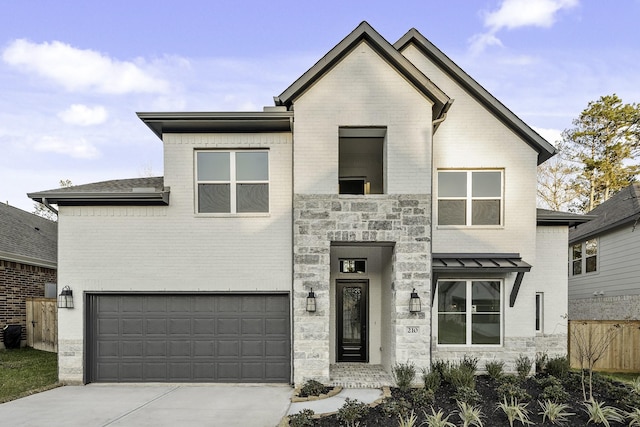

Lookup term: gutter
[41,197,58,216]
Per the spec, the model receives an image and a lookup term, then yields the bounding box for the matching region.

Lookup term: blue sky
[1,0,639,212]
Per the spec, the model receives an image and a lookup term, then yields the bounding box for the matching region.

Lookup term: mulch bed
[310,372,637,426]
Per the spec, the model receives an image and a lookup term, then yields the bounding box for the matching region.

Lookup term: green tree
[33,179,73,221]
[561,94,640,211]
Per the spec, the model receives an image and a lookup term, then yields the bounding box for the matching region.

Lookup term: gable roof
[28,177,169,206]
[394,29,557,165]
[275,21,451,122]
[569,183,640,243]
[0,203,57,268]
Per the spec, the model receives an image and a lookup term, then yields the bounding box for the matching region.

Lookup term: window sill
[437,225,505,230]
[194,213,271,218]
[436,343,503,348]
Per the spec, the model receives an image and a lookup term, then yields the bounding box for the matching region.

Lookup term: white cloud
[532,126,563,146]
[34,136,100,159]
[2,39,170,94]
[484,0,578,31]
[58,104,108,126]
[469,0,579,54]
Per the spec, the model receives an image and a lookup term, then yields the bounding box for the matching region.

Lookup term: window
[571,238,597,275]
[437,170,503,226]
[338,128,385,195]
[196,150,269,214]
[535,292,543,333]
[437,280,502,345]
[339,259,366,273]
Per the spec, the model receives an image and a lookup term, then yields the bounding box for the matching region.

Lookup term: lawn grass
[0,347,59,403]
[601,371,640,384]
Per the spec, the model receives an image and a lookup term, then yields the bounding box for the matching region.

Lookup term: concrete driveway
[0,384,292,427]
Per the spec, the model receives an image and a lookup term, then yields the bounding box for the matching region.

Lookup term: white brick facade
[49,23,569,384]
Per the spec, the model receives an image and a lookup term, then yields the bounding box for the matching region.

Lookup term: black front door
[336,280,368,362]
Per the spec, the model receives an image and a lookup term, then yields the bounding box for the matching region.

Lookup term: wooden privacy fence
[25,297,57,353]
[569,320,640,373]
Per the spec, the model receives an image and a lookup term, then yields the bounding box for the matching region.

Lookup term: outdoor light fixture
[306,288,316,312]
[57,286,74,309]
[409,288,421,313]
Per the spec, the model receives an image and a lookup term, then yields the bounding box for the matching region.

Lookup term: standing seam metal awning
[432,253,532,307]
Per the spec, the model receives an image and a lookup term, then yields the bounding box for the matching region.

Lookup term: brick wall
[0,259,56,342]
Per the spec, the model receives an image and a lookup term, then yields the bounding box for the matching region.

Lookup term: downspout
[429,99,453,371]
[432,99,454,133]
[41,198,58,216]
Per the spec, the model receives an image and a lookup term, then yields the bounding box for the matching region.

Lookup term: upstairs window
[339,127,385,195]
[437,170,503,226]
[571,238,597,275]
[196,150,269,214]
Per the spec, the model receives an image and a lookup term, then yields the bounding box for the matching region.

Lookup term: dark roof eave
[0,250,56,269]
[137,111,294,140]
[536,210,596,227]
[28,191,170,206]
[569,216,639,244]
[394,29,557,165]
[275,21,450,120]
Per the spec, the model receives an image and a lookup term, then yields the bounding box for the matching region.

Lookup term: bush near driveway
[0,347,59,403]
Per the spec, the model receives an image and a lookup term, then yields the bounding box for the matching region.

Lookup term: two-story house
[29,22,581,385]
[568,183,640,320]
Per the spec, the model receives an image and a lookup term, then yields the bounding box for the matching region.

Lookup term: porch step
[328,363,394,388]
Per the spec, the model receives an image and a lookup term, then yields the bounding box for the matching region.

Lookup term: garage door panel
[242,318,264,334]
[217,318,240,334]
[89,294,290,383]
[122,319,143,335]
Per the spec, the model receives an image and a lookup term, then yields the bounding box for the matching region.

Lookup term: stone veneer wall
[293,194,431,384]
[534,334,568,359]
[570,295,640,320]
[433,337,537,374]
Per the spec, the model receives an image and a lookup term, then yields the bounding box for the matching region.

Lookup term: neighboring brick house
[30,22,586,385]
[568,183,640,320]
[0,203,57,348]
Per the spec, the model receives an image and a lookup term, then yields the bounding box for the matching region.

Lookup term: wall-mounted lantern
[57,286,74,309]
[409,288,421,313]
[306,288,316,312]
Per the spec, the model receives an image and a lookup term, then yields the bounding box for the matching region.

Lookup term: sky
[1,0,639,213]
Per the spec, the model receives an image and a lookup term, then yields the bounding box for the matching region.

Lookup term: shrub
[538,400,574,425]
[453,386,481,405]
[456,400,484,427]
[583,399,625,426]
[460,355,479,373]
[337,398,369,427]
[496,381,531,402]
[422,369,441,392]
[515,354,533,381]
[485,360,504,380]
[431,360,449,377]
[535,352,548,373]
[539,384,570,403]
[288,409,315,427]
[393,361,417,392]
[534,375,562,389]
[497,398,532,427]
[545,356,570,378]
[380,396,411,419]
[445,362,476,390]
[631,376,640,394]
[299,379,327,397]
[410,387,434,407]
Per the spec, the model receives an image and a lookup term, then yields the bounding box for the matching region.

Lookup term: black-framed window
[437,170,503,226]
[437,280,502,345]
[196,150,269,214]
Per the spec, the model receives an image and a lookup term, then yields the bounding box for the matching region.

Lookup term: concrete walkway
[287,388,383,416]
[0,384,292,427]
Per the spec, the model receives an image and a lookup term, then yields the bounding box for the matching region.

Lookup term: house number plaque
[407,326,419,334]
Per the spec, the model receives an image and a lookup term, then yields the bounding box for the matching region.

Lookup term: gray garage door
[86,294,290,383]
